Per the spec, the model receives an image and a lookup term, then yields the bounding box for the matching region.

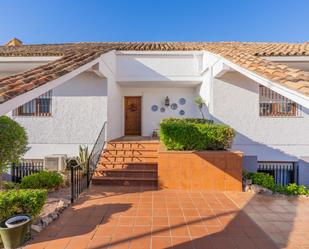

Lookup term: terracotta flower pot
[0,215,31,249]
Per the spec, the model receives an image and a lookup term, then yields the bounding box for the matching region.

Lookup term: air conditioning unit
[44,154,67,172]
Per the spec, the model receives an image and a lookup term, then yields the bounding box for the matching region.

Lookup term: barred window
[13,91,52,117]
[259,86,301,117]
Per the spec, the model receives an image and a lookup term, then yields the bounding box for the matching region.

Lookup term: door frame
[124,96,142,136]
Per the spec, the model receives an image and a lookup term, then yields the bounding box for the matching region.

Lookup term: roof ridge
[1,42,309,105]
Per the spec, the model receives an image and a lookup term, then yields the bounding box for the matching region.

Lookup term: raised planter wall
[158,147,243,191]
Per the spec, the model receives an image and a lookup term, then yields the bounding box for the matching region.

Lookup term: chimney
[5,38,23,46]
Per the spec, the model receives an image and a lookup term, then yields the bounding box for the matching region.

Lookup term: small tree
[0,116,28,188]
[195,97,205,119]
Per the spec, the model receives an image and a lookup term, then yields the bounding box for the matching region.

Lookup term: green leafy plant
[3,181,18,190]
[195,97,205,119]
[20,171,63,190]
[283,183,309,195]
[67,145,89,172]
[251,172,275,190]
[0,116,28,188]
[248,172,309,196]
[160,118,235,151]
[0,189,47,220]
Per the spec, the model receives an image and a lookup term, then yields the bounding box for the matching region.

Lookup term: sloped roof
[0,42,309,104]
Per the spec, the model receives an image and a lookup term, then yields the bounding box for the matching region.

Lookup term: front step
[92,176,157,186]
[95,168,157,178]
[107,142,159,150]
[92,138,159,187]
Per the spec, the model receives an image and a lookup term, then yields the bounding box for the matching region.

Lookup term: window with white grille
[13,91,52,117]
[259,86,301,117]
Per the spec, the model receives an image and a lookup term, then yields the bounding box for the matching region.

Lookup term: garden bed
[158,118,242,191]
[158,145,243,191]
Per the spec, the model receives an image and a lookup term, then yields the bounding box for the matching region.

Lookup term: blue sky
[0,0,308,44]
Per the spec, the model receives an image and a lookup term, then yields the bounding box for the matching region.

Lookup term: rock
[261,187,273,195]
[31,224,43,233]
[50,211,58,220]
[41,216,53,227]
[244,185,251,192]
[250,184,263,193]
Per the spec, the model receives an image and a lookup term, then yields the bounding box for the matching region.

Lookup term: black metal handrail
[87,121,107,185]
[71,121,107,203]
[70,164,88,203]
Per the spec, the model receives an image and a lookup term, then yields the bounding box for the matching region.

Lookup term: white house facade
[1,41,309,186]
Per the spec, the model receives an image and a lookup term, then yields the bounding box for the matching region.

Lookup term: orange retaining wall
[158,147,243,191]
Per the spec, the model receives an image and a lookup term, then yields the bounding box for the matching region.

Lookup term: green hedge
[20,171,64,190]
[160,118,235,150]
[0,189,47,220]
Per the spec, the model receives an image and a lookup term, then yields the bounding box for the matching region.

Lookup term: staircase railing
[70,121,107,203]
[87,121,107,186]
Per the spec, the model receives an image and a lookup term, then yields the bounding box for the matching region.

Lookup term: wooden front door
[125,96,141,135]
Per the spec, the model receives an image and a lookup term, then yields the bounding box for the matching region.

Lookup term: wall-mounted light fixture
[164,96,170,107]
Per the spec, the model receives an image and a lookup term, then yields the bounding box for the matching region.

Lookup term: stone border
[31,194,70,234]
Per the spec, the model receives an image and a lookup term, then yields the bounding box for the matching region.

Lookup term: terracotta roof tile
[1,42,309,104]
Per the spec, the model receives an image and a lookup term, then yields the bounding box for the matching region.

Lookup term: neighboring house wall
[209,71,309,161]
[9,71,108,158]
[121,87,200,136]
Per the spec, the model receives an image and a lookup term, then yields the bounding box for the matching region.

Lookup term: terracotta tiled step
[102,155,158,159]
[97,162,158,169]
[99,156,158,164]
[103,149,158,157]
[107,142,159,150]
[92,176,158,186]
[99,156,159,163]
[97,163,158,170]
[95,168,157,178]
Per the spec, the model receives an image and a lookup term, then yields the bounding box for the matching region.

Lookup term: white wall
[116,52,202,82]
[10,71,107,158]
[121,87,200,136]
[207,71,309,161]
[100,51,124,141]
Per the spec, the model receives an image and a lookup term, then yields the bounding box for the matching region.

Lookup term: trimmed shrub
[20,171,64,190]
[160,118,235,150]
[0,189,47,220]
[251,172,275,190]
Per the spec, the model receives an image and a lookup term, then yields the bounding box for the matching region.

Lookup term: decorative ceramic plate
[160,107,166,113]
[171,103,178,110]
[179,110,185,116]
[179,98,186,105]
[151,105,158,112]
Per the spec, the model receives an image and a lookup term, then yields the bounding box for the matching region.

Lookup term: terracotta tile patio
[24,186,309,249]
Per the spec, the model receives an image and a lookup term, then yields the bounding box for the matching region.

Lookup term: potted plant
[0,215,31,249]
[0,189,47,249]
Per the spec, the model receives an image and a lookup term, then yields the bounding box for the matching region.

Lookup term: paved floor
[24,186,309,249]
